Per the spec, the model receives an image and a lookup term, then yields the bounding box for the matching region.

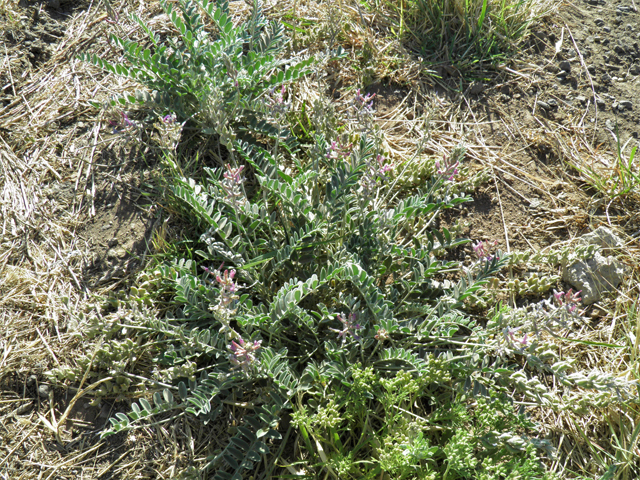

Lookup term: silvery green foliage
[80,0,314,145]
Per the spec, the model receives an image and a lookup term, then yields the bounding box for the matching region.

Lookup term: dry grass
[1,0,638,478]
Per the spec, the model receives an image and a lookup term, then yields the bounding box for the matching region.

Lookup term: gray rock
[596,98,606,108]
[563,227,627,305]
[619,100,633,109]
[563,252,626,304]
[38,384,50,398]
[547,99,558,107]
[587,64,597,73]
[537,101,550,110]
[576,95,588,104]
[594,36,602,43]
[631,65,640,75]
[614,44,626,55]
[605,119,615,129]
[579,226,624,249]
[559,60,571,72]
[595,18,605,26]
[603,26,611,33]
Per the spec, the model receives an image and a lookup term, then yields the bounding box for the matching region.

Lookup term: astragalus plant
[81,0,314,148]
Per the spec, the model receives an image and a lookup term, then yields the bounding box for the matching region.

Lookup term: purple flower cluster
[361,153,394,196]
[221,164,246,207]
[435,153,460,181]
[331,313,362,344]
[266,85,290,116]
[162,113,176,124]
[354,88,376,111]
[229,337,262,373]
[326,140,353,161]
[109,111,136,133]
[553,289,582,313]
[472,240,499,262]
[204,264,239,309]
[507,328,529,348]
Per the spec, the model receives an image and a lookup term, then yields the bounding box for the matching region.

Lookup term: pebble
[619,100,633,109]
[537,101,551,110]
[606,119,615,129]
[614,45,626,55]
[38,384,50,398]
[594,36,602,43]
[587,64,597,73]
[595,18,605,26]
[630,65,640,75]
[596,98,606,108]
[603,26,611,33]
[576,95,588,104]
[547,99,558,107]
[559,60,571,72]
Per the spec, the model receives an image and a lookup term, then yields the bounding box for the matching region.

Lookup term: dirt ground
[0,0,639,478]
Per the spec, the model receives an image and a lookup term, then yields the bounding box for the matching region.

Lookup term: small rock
[596,98,606,108]
[630,65,640,75]
[106,246,128,261]
[594,36,602,43]
[587,64,597,73]
[537,101,551,110]
[107,238,119,248]
[563,253,626,305]
[605,119,615,129]
[603,26,611,33]
[576,95,587,104]
[547,99,558,107]
[559,60,571,72]
[614,44,626,55]
[38,384,50,398]
[586,35,595,43]
[579,226,624,249]
[26,375,37,387]
[595,19,605,26]
[619,100,633,109]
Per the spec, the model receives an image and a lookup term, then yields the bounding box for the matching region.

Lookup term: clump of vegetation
[24,0,636,479]
[375,0,554,69]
